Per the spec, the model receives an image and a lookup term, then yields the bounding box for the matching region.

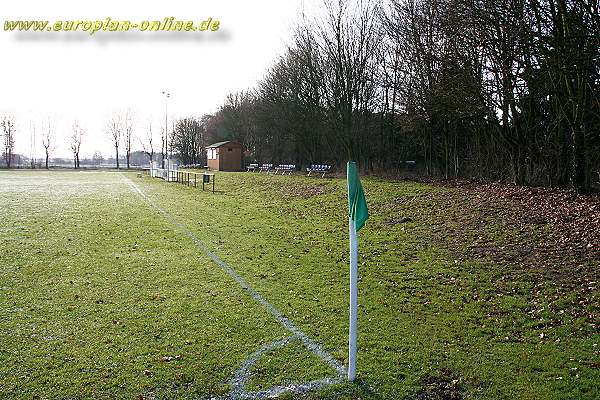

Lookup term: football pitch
[0,170,597,399]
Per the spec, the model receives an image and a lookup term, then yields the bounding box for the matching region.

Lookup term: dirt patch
[398,181,600,264]
[415,369,466,400]
[385,217,414,225]
[476,183,600,255]
[383,180,599,334]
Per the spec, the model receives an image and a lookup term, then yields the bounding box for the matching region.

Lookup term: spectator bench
[258,164,273,173]
[274,164,296,175]
[307,164,331,177]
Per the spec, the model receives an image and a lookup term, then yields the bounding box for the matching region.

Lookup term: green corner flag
[346,161,368,381]
[347,161,369,231]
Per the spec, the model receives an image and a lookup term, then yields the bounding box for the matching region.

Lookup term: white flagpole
[348,215,358,381]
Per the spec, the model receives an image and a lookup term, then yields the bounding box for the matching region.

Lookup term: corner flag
[347,162,369,231]
[346,161,368,381]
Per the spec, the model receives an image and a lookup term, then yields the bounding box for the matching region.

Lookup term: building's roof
[207,141,242,148]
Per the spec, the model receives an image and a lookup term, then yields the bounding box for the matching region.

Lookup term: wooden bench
[274,164,296,175]
[307,164,331,177]
[246,163,259,172]
[258,164,273,173]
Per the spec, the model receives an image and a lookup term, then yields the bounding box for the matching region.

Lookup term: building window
[208,148,217,160]
[228,148,232,152]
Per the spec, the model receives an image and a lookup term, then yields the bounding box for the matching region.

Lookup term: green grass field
[0,170,598,399]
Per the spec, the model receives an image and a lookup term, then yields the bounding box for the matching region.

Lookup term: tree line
[3,0,598,192]
[0,110,172,170]
[197,0,599,192]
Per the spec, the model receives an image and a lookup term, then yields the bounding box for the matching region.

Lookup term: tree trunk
[571,125,587,192]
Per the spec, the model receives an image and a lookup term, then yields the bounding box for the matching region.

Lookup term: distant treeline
[196,0,599,192]
[2,151,151,169]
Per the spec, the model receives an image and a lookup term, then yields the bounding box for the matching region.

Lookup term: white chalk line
[227,335,344,400]
[121,175,346,398]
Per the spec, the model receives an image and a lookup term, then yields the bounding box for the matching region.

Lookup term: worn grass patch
[0,170,598,399]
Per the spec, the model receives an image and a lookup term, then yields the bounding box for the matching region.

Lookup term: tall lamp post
[161,91,170,180]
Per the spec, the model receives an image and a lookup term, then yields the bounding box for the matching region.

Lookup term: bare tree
[140,120,154,165]
[107,116,121,169]
[92,151,103,166]
[70,122,84,169]
[29,121,37,169]
[41,119,54,169]
[315,0,382,162]
[123,110,134,169]
[171,117,204,165]
[1,115,16,168]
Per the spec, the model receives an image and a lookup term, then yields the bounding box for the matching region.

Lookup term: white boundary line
[121,175,345,398]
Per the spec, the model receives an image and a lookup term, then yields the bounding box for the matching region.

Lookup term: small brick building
[206,141,243,172]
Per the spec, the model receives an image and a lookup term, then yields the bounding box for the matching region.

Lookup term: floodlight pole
[162,91,170,181]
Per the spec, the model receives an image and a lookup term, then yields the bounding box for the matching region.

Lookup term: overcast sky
[1,0,308,159]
